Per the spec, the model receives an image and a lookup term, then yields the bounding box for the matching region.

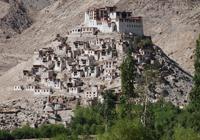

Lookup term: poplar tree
[190,35,200,111]
[120,53,137,98]
[186,35,200,131]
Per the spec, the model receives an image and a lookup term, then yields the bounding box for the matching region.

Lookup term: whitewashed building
[53,58,66,72]
[84,85,99,100]
[84,66,101,77]
[84,6,144,35]
[68,87,82,95]
[34,88,52,96]
[14,85,24,91]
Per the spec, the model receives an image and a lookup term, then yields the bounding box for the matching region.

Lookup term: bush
[10,124,69,139]
[51,133,69,140]
[11,125,39,139]
[98,119,152,140]
[38,124,69,138]
[0,130,14,140]
[173,126,200,140]
[71,106,104,135]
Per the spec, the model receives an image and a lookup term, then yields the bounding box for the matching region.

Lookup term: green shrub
[38,124,68,138]
[0,130,14,140]
[173,126,200,140]
[11,125,39,139]
[51,133,69,140]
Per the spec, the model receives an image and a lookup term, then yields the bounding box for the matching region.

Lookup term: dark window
[122,12,127,18]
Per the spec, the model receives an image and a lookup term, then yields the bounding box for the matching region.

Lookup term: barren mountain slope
[0,1,9,19]
[0,0,119,75]
[19,0,55,10]
[0,0,121,101]
[0,1,32,36]
[0,0,199,76]
[115,0,200,73]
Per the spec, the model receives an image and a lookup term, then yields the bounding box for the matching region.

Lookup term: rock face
[0,1,9,19]
[135,45,193,107]
[0,97,48,130]
[19,0,55,11]
[0,0,32,37]
[0,0,55,37]
[115,0,200,74]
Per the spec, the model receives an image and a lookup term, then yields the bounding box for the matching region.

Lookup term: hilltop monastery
[69,6,144,36]
[12,6,191,117]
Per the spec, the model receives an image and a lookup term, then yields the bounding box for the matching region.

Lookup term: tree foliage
[70,106,104,135]
[173,126,200,140]
[121,53,137,97]
[98,119,151,140]
[0,130,14,140]
[190,35,200,112]
[184,35,200,132]
[11,125,39,139]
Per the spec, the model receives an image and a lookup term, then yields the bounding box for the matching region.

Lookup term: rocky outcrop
[0,0,32,37]
[115,0,200,74]
[152,46,192,107]
[0,97,48,130]
[19,0,55,11]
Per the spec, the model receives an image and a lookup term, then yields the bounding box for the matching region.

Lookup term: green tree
[146,101,180,140]
[38,124,68,138]
[51,133,69,140]
[98,119,152,140]
[186,35,200,132]
[70,106,103,135]
[190,35,200,112]
[173,126,200,140]
[99,90,117,132]
[11,125,39,139]
[120,53,137,97]
[0,130,14,140]
[141,66,160,127]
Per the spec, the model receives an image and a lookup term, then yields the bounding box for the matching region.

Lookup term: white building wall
[84,13,113,33]
[34,89,51,96]
[68,87,81,95]
[33,52,43,66]
[84,12,90,25]
[109,12,117,20]
[84,11,144,35]
[84,86,98,99]
[97,23,113,33]
[46,80,62,90]
[26,76,35,83]
[54,61,66,72]
[14,86,23,91]
[25,85,35,91]
[117,20,143,36]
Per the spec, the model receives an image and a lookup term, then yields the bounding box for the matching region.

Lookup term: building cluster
[13,35,135,105]
[12,33,192,112]
[69,6,144,36]
[12,6,191,109]
[0,6,193,130]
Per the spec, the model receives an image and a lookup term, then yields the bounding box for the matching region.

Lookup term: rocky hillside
[0,1,9,19]
[115,0,200,74]
[0,34,193,130]
[19,0,55,11]
[0,0,199,74]
[0,0,32,37]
